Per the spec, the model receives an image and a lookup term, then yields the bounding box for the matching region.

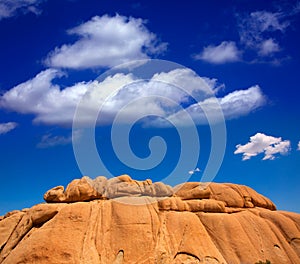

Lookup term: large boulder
[1,175,299,264]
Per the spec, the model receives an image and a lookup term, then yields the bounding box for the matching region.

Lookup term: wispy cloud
[0,0,44,20]
[238,4,300,62]
[238,10,288,57]
[45,14,167,69]
[37,134,72,148]
[234,132,291,160]
[297,141,300,151]
[194,41,241,64]
[0,122,17,135]
[0,68,266,127]
[37,130,81,148]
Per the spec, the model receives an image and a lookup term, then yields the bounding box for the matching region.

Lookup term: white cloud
[234,132,291,161]
[0,69,89,125]
[217,85,265,119]
[297,141,300,151]
[163,85,265,125]
[45,14,167,69]
[194,41,241,64]
[0,68,266,127]
[0,0,44,20]
[259,38,280,56]
[238,10,288,57]
[0,122,17,134]
[188,167,201,175]
[0,68,217,126]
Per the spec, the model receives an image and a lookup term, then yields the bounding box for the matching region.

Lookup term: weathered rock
[3,210,21,219]
[0,213,33,262]
[104,175,147,198]
[28,203,65,226]
[44,175,173,202]
[44,176,103,202]
[198,208,300,263]
[0,212,24,251]
[206,182,276,210]
[1,176,299,264]
[185,199,226,213]
[174,182,211,200]
[158,197,226,213]
[43,185,65,202]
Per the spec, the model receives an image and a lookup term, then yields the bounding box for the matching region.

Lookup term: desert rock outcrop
[0,175,299,264]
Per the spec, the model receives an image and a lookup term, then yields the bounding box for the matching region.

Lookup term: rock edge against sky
[0,175,299,263]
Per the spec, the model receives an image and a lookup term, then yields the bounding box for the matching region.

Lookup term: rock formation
[0,175,299,263]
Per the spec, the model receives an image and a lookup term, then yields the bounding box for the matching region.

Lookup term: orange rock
[44,175,173,202]
[207,182,276,210]
[1,176,299,264]
[43,185,65,202]
[174,182,211,200]
[3,210,21,219]
[0,212,24,252]
[185,199,226,213]
[158,197,226,213]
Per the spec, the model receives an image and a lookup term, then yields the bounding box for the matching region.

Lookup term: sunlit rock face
[1,175,299,264]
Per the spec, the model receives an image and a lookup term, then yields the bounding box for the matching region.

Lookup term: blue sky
[0,0,300,215]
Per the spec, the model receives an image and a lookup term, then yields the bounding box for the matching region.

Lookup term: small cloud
[188,167,201,175]
[45,14,167,69]
[194,41,241,64]
[0,122,17,135]
[297,141,300,151]
[234,132,291,161]
[258,38,280,56]
[37,131,80,148]
[0,0,44,20]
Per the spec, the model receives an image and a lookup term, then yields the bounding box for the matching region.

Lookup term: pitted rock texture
[0,175,299,264]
